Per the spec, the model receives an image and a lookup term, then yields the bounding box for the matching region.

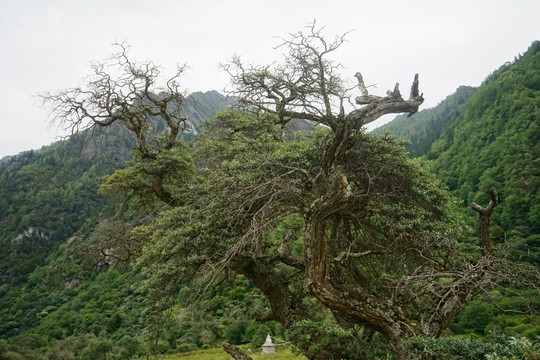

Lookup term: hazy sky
[0,0,538,158]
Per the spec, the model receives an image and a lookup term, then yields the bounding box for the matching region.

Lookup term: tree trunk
[223,342,252,360]
[232,256,304,328]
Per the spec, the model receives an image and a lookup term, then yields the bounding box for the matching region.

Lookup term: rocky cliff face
[181,90,237,132]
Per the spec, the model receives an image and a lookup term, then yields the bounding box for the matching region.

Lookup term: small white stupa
[261,333,276,355]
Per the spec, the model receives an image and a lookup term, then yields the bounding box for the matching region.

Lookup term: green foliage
[0,351,25,360]
[449,298,497,335]
[116,335,144,359]
[0,143,117,287]
[380,42,540,268]
[404,335,540,360]
[140,109,468,349]
[422,42,540,339]
[99,142,194,207]
[177,343,197,353]
[251,325,271,350]
[225,321,248,345]
[79,336,112,360]
[450,292,540,338]
[288,320,392,360]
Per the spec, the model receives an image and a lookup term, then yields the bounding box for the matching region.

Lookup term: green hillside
[430,41,540,340]
[429,41,540,259]
[0,91,244,359]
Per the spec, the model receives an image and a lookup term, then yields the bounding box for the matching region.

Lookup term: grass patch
[162,344,307,360]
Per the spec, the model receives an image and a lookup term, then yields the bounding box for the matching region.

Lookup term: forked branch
[471,187,498,256]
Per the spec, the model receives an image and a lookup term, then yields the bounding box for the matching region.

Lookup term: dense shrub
[288,320,391,360]
[251,325,271,350]
[404,335,540,360]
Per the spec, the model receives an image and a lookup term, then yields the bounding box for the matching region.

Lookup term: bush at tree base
[404,334,540,360]
[287,320,392,360]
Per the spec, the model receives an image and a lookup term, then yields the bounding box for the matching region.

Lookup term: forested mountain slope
[428,41,540,339]
[0,91,234,288]
[428,41,540,261]
[374,85,477,157]
[372,42,540,341]
[378,41,540,266]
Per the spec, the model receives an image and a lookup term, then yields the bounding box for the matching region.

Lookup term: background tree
[40,42,192,207]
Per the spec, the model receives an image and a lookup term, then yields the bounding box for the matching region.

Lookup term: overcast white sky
[0,0,538,158]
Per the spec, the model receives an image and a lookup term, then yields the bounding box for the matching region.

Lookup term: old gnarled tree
[40,42,191,207]
[214,23,539,359]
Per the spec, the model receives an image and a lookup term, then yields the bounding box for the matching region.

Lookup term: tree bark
[222,342,252,360]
